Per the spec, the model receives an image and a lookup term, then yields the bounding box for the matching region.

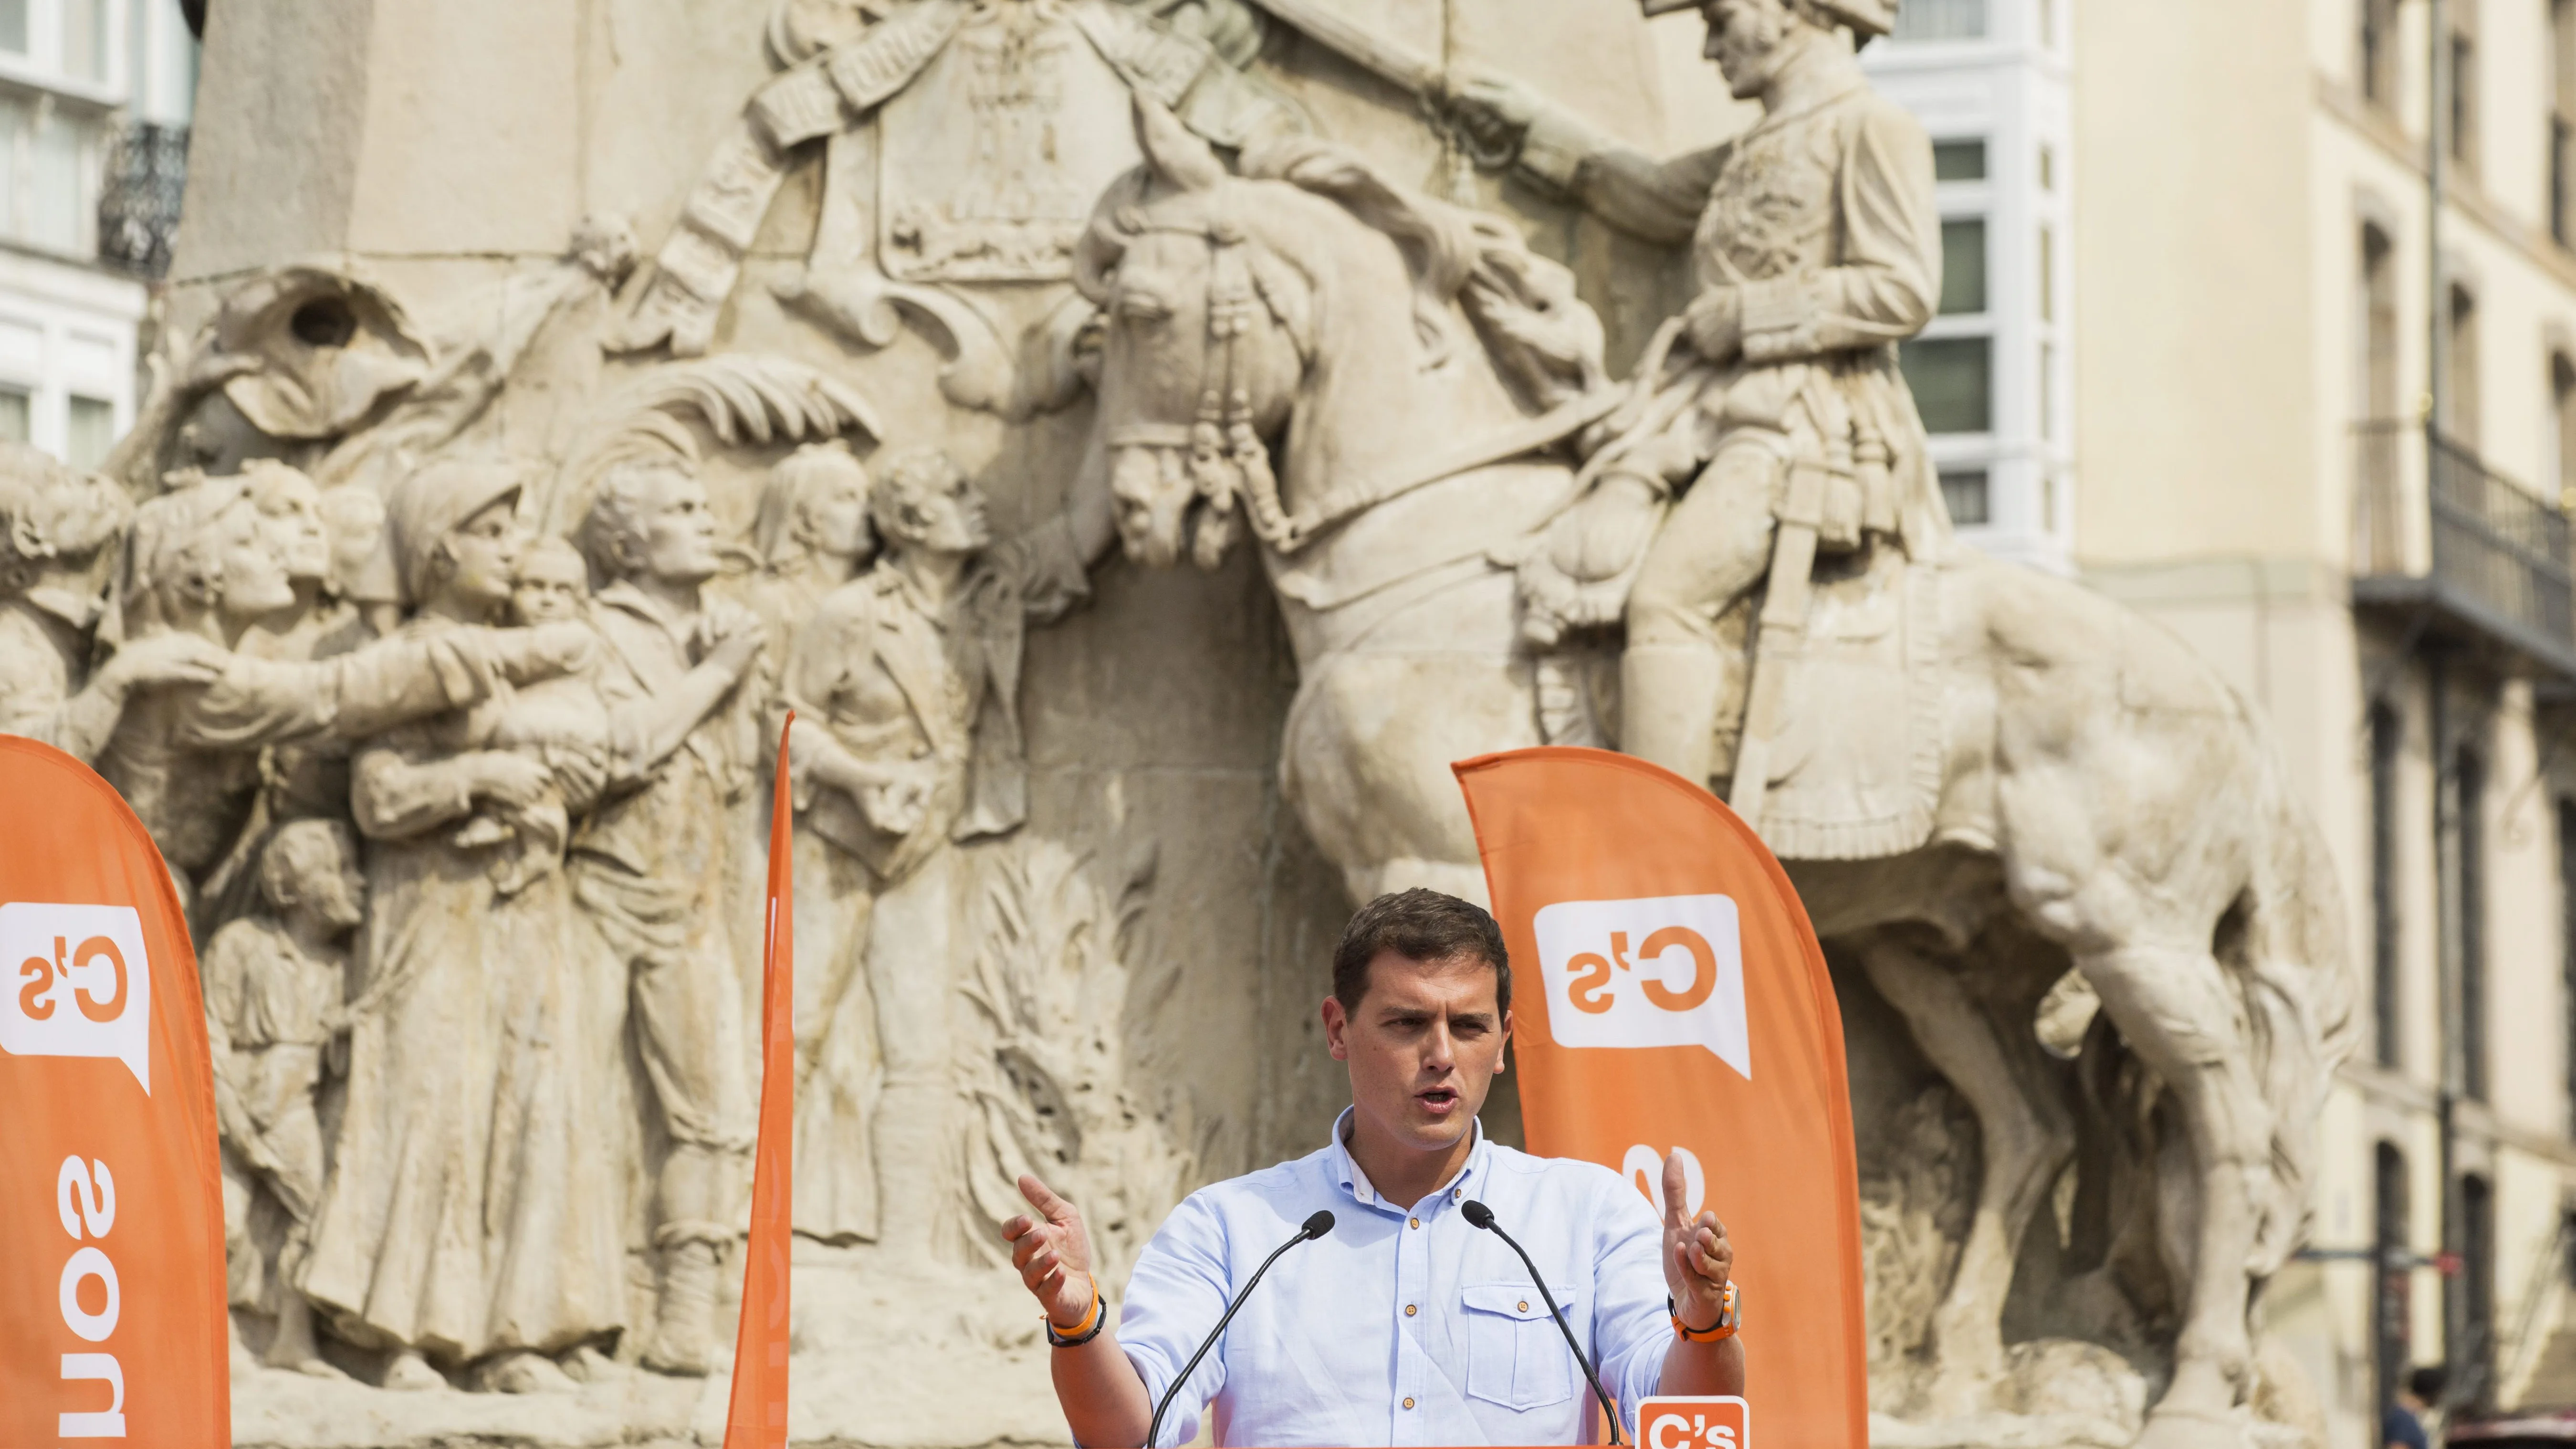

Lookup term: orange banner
[1454,747,1865,1448]
[0,735,230,1446]
[725,715,796,1449]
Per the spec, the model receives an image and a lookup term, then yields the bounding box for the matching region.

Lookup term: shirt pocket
[1461,1283,1576,1412]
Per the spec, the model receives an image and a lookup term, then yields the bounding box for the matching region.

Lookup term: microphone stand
[1145,1209,1336,1449]
[1462,1200,1623,1445]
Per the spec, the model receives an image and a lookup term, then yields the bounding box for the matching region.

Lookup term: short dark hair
[2407,1365,2446,1404]
[1332,889,1510,1016]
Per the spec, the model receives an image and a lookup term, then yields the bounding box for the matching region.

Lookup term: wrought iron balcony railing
[2351,419,2576,679]
[97,121,187,280]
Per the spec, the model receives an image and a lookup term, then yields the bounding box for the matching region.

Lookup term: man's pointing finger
[1018,1173,1072,1219]
[1661,1151,1692,1229]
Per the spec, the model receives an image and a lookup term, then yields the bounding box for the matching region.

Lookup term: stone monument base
[232,1244,1077,1449]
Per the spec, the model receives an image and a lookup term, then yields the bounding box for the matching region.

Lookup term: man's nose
[1424,1021,1457,1071]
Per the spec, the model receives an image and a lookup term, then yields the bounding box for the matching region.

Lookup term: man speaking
[1004,890,1745,1446]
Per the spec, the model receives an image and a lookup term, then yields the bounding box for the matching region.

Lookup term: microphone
[1145,1209,1336,1449]
[1462,1199,1623,1445]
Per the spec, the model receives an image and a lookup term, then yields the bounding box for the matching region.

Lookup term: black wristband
[1046,1286,1109,1348]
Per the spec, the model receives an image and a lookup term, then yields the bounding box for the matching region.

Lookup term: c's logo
[0,904,151,1093]
[1533,894,1749,1079]
[1637,1396,1748,1449]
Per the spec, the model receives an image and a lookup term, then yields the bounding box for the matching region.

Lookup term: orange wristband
[1046,1274,1104,1346]
[1671,1282,1739,1343]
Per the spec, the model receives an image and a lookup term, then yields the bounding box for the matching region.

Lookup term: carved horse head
[1078,101,1611,572]
[1075,102,1313,570]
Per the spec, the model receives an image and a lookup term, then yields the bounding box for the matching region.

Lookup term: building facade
[0,0,192,469]
[1864,0,2075,574]
[2076,0,2576,1440]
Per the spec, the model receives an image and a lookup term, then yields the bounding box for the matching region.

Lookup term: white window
[0,386,34,445]
[1901,178,1996,439]
[1891,0,1986,42]
[65,394,109,467]
[61,0,102,83]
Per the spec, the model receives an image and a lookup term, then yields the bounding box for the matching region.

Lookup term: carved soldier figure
[569,456,767,1374]
[783,447,1030,1255]
[1460,0,1945,786]
[206,818,366,1379]
[0,444,230,759]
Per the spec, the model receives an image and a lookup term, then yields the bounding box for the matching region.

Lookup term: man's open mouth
[1417,1086,1459,1110]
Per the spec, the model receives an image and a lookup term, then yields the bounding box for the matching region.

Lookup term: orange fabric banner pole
[0,737,230,1446]
[1454,746,1867,1448]
[725,714,797,1449]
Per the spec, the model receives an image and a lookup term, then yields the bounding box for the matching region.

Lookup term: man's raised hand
[1005,1174,1100,1331]
[1659,1151,1733,1327]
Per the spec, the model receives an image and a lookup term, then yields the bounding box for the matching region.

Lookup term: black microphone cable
[1145,1208,1336,1449]
[1461,1199,1623,1445]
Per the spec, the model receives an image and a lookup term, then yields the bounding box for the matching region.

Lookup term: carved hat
[104,476,253,646]
[1639,0,1897,36]
[383,459,526,607]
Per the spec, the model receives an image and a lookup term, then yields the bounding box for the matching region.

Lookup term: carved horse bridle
[1103,205,1309,556]
[1102,203,1618,557]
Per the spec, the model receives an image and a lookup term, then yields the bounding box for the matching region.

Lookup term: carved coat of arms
[623,0,1300,418]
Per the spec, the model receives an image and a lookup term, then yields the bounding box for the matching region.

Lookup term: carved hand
[1004,1174,1101,1331]
[546,738,610,808]
[1447,74,1542,163]
[1659,1152,1733,1329]
[1684,287,1743,364]
[1546,473,1664,584]
[700,602,766,680]
[860,763,933,838]
[105,632,233,692]
[471,751,554,811]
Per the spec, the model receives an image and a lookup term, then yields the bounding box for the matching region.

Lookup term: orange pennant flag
[1454,746,1867,1449]
[726,714,797,1448]
[0,737,230,1446]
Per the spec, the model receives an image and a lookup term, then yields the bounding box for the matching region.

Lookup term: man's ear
[1321,994,1350,1062]
[1497,1008,1512,1072]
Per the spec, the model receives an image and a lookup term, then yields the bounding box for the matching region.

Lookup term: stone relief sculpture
[207,818,367,1381]
[17,0,2351,1444]
[0,444,229,761]
[572,456,771,1374]
[301,462,630,1396]
[1079,35,2355,1449]
[781,447,1039,1255]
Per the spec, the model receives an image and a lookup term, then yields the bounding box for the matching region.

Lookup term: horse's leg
[1859,933,2074,1415]
[2073,940,2266,1447]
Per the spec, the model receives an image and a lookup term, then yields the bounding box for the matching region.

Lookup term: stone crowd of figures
[0,433,1046,1392]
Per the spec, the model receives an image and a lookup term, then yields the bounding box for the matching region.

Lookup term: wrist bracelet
[1669,1282,1739,1343]
[1045,1276,1107,1347]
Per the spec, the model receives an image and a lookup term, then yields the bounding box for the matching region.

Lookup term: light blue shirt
[1115,1111,1673,1448]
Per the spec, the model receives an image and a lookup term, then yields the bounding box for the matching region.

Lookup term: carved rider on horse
[1457,0,1947,802]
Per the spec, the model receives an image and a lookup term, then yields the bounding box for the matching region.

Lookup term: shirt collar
[1325,1105,1488,1215]
[594,578,691,641]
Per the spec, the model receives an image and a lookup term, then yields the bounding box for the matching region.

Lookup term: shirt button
[1518,1300,1530,1312]
[1403,1398,1416,1410]
[1404,1303,1417,1316]
[1409,1217,1420,1229]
